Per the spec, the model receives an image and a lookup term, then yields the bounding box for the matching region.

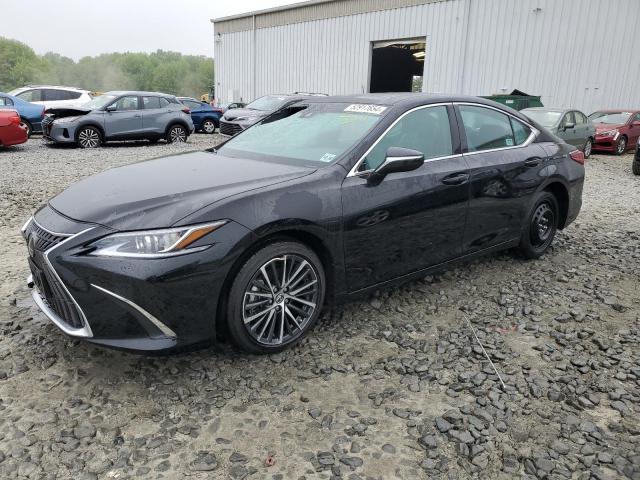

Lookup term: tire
[226,241,326,354]
[583,138,593,158]
[20,119,32,138]
[76,126,102,148]
[519,191,559,259]
[166,124,187,143]
[633,159,640,176]
[201,119,216,134]
[615,136,627,156]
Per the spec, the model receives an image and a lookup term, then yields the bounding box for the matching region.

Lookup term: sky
[2,0,300,60]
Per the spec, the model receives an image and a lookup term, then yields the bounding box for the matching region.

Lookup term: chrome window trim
[28,227,95,338]
[454,102,540,156]
[90,284,177,339]
[347,102,452,177]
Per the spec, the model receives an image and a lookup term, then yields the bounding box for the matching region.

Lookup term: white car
[7,85,93,110]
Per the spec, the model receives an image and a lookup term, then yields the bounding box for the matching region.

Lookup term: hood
[222,108,269,122]
[45,106,92,117]
[594,123,623,132]
[48,150,314,230]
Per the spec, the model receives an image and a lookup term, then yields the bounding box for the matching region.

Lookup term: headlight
[53,116,81,124]
[598,129,617,137]
[88,221,227,258]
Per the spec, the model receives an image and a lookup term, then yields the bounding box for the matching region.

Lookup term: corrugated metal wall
[214,0,640,113]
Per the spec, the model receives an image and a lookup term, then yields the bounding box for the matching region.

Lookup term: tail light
[570,150,585,165]
[9,112,21,125]
[182,107,191,114]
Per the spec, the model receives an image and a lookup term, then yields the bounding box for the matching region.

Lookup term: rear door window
[159,97,170,107]
[142,96,161,109]
[16,89,42,102]
[361,105,453,171]
[459,105,516,151]
[0,96,14,106]
[184,100,201,110]
[574,112,586,125]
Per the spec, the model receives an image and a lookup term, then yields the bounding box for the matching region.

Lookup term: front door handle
[442,172,470,185]
[524,158,542,167]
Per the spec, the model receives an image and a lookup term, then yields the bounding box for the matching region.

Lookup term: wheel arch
[542,181,570,229]
[164,120,191,136]
[214,226,337,341]
[74,122,105,142]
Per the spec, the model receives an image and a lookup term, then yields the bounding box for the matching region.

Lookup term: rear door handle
[524,158,542,167]
[442,172,470,185]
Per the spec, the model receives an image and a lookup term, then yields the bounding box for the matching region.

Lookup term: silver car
[522,107,596,158]
[42,91,195,148]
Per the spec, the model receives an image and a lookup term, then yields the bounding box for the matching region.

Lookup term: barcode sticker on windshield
[344,104,387,115]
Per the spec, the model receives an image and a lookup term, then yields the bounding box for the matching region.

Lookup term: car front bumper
[593,134,619,152]
[42,121,78,144]
[219,119,256,136]
[22,209,254,352]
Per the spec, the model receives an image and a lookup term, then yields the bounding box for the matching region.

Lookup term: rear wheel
[519,192,559,259]
[77,126,101,148]
[166,124,187,143]
[201,119,216,134]
[633,159,640,176]
[615,136,627,155]
[583,138,593,158]
[20,119,32,138]
[226,242,325,354]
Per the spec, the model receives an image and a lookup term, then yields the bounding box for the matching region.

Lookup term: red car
[0,109,28,147]
[589,110,640,155]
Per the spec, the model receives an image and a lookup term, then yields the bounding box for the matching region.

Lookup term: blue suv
[178,97,221,134]
[0,92,46,137]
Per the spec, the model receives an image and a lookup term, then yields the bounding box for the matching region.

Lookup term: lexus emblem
[27,234,37,258]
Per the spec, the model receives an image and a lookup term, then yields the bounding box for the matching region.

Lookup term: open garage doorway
[369,38,426,93]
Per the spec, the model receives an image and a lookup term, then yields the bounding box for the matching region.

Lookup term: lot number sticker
[344,104,387,115]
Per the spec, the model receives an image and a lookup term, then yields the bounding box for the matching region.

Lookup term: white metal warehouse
[212,0,640,114]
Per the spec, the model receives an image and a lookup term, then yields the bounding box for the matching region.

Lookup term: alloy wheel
[78,128,100,148]
[584,139,592,158]
[242,254,319,346]
[530,202,555,248]
[617,137,626,154]
[169,126,187,143]
[202,120,216,134]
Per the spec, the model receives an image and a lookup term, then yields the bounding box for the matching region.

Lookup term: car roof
[296,92,502,106]
[20,85,89,92]
[522,107,567,113]
[591,109,640,113]
[104,91,177,97]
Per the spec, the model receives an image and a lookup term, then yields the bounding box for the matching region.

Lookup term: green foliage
[0,37,214,98]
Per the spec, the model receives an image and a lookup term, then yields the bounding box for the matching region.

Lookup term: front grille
[219,121,243,136]
[23,220,67,251]
[41,115,54,136]
[24,220,85,329]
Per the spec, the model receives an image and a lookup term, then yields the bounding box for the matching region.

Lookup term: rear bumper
[0,124,28,146]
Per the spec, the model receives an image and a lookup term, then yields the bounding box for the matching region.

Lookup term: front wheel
[226,242,325,354]
[76,126,102,148]
[166,124,187,143]
[519,192,559,259]
[583,138,593,158]
[615,136,627,155]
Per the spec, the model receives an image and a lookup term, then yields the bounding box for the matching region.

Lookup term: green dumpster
[482,89,543,111]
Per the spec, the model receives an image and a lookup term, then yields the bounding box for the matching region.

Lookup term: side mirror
[105,104,117,112]
[563,122,575,131]
[369,147,424,183]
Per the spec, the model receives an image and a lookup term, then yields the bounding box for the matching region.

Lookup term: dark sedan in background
[23,94,584,354]
[633,138,640,175]
[589,110,640,155]
[219,93,326,136]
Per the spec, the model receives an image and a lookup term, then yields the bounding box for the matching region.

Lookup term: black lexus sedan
[23,94,585,354]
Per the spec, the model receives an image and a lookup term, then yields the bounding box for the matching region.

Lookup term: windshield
[219,103,384,164]
[81,94,118,110]
[245,95,289,112]
[589,111,631,124]
[523,110,562,128]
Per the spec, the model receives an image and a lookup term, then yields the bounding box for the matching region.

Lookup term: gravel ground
[0,136,639,480]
